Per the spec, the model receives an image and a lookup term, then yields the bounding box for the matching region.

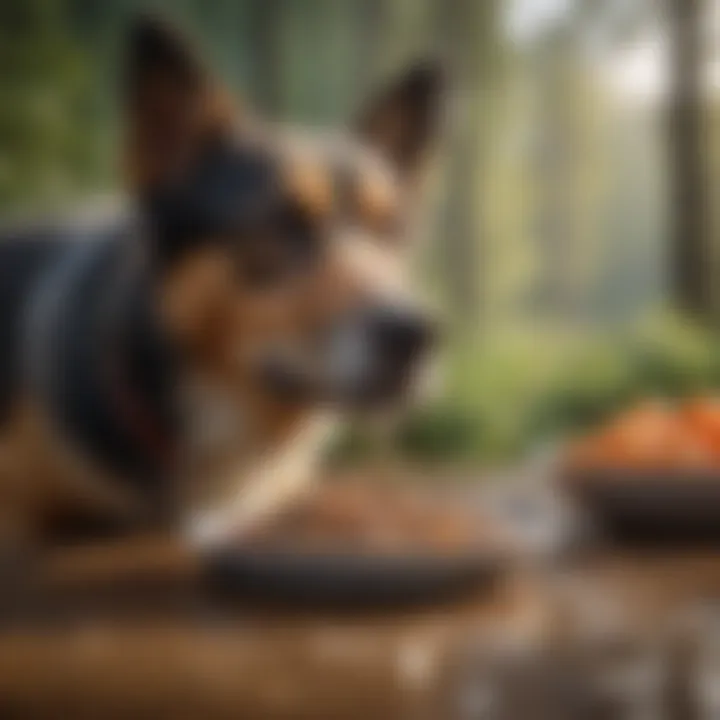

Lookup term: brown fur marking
[0,400,145,546]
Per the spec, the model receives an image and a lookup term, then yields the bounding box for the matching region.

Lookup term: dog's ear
[123,14,234,190]
[356,62,444,180]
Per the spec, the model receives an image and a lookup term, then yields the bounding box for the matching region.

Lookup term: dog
[0,15,443,553]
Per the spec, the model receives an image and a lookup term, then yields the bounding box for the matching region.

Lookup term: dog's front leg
[186,412,338,548]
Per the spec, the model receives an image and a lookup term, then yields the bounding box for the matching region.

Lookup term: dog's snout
[369,305,436,360]
[309,304,437,405]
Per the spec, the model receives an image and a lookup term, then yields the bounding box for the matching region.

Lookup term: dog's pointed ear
[123,14,234,190]
[356,62,445,180]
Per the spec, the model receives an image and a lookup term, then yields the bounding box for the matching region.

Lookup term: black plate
[203,548,507,608]
[564,470,720,544]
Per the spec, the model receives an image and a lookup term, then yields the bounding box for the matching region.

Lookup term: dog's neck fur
[25,220,180,502]
[23,214,315,526]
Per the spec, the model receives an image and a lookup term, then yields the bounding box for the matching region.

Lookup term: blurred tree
[434,0,498,331]
[530,28,578,319]
[668,0,712,317]
[245,0,284,116]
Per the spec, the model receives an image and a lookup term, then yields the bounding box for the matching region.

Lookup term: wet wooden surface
[0,535,548,720]
[4,537,720,718]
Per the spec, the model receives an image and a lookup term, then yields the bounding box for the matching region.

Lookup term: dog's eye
[276,203,321,263]
[235,204,322,288]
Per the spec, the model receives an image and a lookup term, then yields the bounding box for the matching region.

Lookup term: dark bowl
[202,547,508,609]
[563,469,720,544]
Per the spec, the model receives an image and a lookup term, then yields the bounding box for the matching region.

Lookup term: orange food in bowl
[566,398,720,472]
[660,425,716,469]
[598,401,677,468]
[681,398,720,456]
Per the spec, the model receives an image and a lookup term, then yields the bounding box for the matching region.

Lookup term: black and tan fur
[0,15,444,553]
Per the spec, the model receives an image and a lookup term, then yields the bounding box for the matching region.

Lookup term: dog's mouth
[259,305,436,409]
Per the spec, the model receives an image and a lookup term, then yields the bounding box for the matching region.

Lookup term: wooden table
[4,538,720,718]
[0,537,549,720]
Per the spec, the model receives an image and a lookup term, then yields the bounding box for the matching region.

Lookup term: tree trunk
[668,0,710,316]
[246,0,284,116]
[436,0,496,330]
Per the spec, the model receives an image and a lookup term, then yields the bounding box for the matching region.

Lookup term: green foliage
[333,315,720,464]
[0,0,96,210]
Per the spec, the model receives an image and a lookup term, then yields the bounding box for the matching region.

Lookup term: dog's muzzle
[262,304,436,406]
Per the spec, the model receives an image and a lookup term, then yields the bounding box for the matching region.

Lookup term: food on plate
[238,481,505,555]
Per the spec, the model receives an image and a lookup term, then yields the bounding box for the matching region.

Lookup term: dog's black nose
[369,305,436,362]
[318,304,437,405]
